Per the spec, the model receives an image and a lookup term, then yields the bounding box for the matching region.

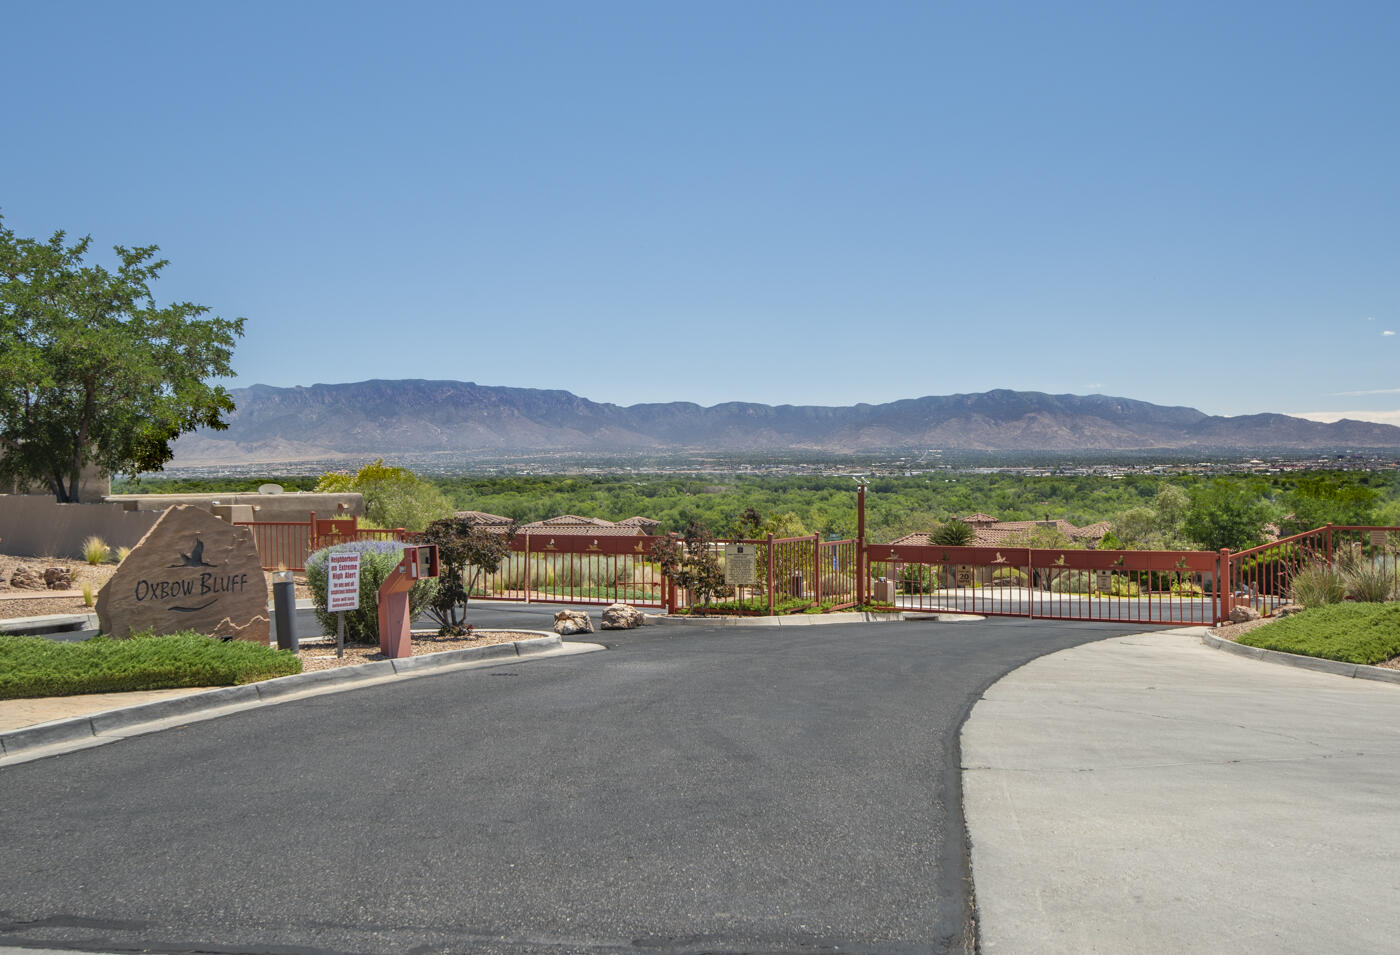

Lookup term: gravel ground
[0,553,310,620]
[294,631,544,671]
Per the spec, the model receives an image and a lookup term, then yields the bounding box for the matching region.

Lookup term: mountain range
[167,380,1400,464]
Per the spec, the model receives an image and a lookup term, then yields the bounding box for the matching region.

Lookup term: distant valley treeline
[115,471,1400,544]
[168,380,1400,465]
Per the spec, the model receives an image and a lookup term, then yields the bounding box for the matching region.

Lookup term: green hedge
[0,633,302,700]
[1237,603,1400,666]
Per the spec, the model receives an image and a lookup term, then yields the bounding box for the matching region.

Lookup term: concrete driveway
[963,628,1400,954]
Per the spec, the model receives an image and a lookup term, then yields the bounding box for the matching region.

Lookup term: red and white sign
[326,553,362,612]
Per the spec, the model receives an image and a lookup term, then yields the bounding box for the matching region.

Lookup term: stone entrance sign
[96,505,270,643]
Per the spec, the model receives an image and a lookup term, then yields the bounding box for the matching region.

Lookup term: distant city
[148,448,1400,482]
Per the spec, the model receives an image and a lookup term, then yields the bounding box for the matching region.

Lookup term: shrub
[305,540,439,644]
[82,535,110,566]
[420,516,517,635]
[1050,571,1092,594]
[1343,557,1396,603]
[115,545,132,563]
[0,632,301,699]
[1237,544,1302,596]
[1289,561,1346,608]
[991,567,1028,586]
[1170,579,1204,597]
[1238,603,1400,666]
[81,583,95,607]
[494,554,555,594]
[899,563,939,594]
[652,520,727,608]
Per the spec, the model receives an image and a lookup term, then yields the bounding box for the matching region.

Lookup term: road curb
[0,631,577,763]
[1202,631,1400,685]
[651,611,914,627]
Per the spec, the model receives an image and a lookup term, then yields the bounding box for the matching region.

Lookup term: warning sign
[725,543,759,587]
[327,552,361,612]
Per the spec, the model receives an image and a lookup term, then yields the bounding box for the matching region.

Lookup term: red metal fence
[867,543,1222,625]
[235,510,1399,624]
[1223,525,1400,617]
[237,520,317,572]
[237,514,413,571]
[468,533,667,607]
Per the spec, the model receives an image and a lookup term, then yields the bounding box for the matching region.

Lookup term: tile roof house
[519,515,662,537]
[454,510,514,526]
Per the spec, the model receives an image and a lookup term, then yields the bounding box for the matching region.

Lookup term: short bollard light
[272,570,297,651]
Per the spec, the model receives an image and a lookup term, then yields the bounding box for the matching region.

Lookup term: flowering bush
[305,540,439,644]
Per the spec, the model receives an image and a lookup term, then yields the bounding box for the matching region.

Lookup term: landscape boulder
[553,609,594,636]
[601,603,647,630]
[9,565,42,590]
[96,505,269,642]
[1229,605,1261,623]
[43,567,74,590]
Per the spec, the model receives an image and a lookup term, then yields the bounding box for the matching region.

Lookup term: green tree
[0,217,243,501]
[1279,475,1379,535]
[1152,484,1189,542]
[1182,479,1269,552]
[315,459,452,531]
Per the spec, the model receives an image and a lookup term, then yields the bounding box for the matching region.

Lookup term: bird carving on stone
[171,538,216,568]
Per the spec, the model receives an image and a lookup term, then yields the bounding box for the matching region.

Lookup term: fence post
[857,484,867,606]
[812,534,822,604]
[306,511,316,568]
[1026,548,1035,618]
[1218,548,1232,624]
[767,534,776,615]
[524,533,531,604]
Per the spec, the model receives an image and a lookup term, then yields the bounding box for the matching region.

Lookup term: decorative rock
[553,609,594,636]
[1229,605,1261,623]
[601,603,646,630]
[9,565,43,590]
[43,567,74,590]
[1275,604,1304,617]
[96,505,269,642]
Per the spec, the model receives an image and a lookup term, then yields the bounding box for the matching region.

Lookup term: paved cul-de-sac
[0,611,1157,954]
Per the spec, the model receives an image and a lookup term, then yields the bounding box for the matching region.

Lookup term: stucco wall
[0,496,161,558]
[103,492,363,523]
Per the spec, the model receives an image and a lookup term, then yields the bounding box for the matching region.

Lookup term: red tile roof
[890,519,1112,548]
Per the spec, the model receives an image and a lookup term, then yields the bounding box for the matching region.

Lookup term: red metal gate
[867,544,1223,626]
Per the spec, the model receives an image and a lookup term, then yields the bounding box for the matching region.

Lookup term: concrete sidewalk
[962,628,1400,954]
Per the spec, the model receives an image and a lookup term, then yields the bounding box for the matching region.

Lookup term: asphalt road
[0,611,1160,955]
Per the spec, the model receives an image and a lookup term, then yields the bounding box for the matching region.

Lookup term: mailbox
[377,544,441,659]
[409,544,439,579]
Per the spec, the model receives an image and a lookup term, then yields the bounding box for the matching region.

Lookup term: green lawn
[0,632,302,699]
[1237,603,1400,666]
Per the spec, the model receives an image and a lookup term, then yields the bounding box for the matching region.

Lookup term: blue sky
[4,1,1397,423]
